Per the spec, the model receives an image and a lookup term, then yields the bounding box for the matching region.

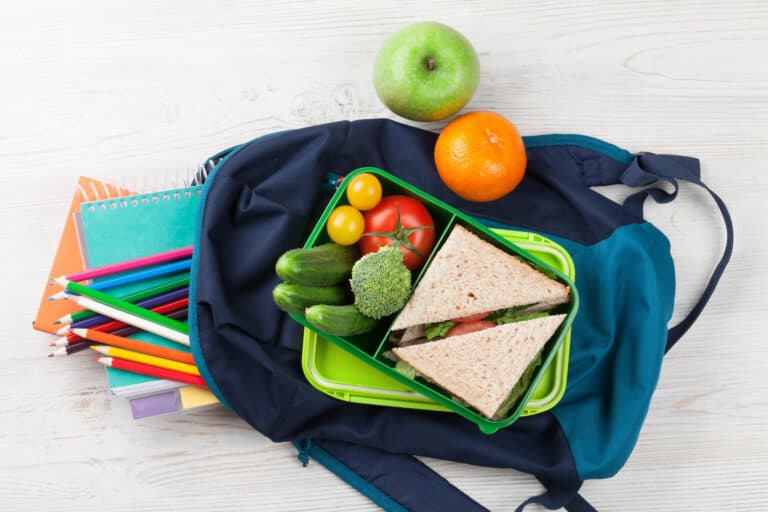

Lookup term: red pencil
[95,356,206,387]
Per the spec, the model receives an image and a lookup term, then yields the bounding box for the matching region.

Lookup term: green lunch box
[301,228,574,417]
[289,167,579,434]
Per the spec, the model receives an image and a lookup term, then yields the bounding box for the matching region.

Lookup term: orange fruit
[434,111,527,202]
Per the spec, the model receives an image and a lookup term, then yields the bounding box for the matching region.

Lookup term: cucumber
[275,243,360,286]
[272,283,349,316]
[305,305,379,337]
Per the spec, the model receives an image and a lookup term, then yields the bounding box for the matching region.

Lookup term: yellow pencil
[90,345,200,376]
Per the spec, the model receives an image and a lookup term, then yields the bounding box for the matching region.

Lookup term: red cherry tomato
[454,312,491,323]
[358,195,436,271]
[445,320,496,337]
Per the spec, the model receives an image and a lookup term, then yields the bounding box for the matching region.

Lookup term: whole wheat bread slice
[392,314,566,419]
[391,225,570,331]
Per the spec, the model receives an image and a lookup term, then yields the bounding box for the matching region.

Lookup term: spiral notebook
[33,176,133,334]
[80,185,203,398]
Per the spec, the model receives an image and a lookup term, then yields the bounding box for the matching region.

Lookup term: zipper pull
[322,172,346,192]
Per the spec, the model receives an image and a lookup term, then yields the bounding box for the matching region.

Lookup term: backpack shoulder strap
[295,437,596,512]
[619,153,734,352]
[295,438,488,511]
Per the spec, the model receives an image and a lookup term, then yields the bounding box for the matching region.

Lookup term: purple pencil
[49,340,93,357]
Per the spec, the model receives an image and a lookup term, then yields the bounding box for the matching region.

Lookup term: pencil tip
[52,277,68,287]
[48,353,53,358]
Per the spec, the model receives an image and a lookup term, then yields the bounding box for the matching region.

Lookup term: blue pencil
[49,259,192,300]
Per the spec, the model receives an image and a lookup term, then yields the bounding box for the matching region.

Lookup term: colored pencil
[55,306,188,337]
[96,357,206,387]
[49,341,93,357]
[51,333,81,346]
[61,280,189,332]
[100,308,187,338]
[68,295,189,330]
[55,276,190,324]
[63,291,189,345]
[56,246,193,282]
[73,328,195,365]
[52,308,188,345]
[49,262,190,300]
[90,346,199,375]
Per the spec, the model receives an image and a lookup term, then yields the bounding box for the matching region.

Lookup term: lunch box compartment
[301,228,574,416]
[292,169,456,357]
[289,167,579,434]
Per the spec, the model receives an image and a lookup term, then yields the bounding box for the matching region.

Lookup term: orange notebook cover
[32,176,132,334]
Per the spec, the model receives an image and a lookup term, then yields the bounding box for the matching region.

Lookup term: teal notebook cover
[80,186,202,393]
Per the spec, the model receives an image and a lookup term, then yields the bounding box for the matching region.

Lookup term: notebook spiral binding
[190,156,223,186]
[83,155,224,203]
[82,188,203,213]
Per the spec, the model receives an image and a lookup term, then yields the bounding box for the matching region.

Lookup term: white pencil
[51,336,71,347]
[55,326,72,336]
[62,295,190,346]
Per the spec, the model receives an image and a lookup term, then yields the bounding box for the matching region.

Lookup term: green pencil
[54,275,191,325]
[60,280,189,338]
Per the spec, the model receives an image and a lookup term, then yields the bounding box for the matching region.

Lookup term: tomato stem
[362,208,433,259]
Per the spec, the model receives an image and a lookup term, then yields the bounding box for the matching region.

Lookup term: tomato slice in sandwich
[445,320,496,337]
[453,311,491,323]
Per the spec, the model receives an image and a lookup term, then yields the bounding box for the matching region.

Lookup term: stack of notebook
[34,176,220,419]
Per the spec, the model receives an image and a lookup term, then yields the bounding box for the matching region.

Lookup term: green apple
[373,22,480,122]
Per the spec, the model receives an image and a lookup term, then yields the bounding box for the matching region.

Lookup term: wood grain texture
[2,0,767,510]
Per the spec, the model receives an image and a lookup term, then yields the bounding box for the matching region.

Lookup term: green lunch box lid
[290,167,579,434]
[301,228,574,417]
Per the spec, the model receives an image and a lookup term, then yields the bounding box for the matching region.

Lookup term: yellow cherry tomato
[327,205,365,245]
[346,173,383,211]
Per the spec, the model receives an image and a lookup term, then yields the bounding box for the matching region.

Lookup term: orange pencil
[72,328,195,365]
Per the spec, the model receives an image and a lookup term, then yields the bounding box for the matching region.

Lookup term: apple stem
[426,57,436,71]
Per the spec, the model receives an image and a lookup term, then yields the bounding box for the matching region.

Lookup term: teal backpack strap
[294,434,597,511]
[294,438,489,511]
[619,153,734,352]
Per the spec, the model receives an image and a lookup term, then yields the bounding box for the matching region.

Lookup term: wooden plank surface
[2,1,766,510]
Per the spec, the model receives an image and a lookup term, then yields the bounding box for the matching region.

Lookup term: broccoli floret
[350,246,411,319]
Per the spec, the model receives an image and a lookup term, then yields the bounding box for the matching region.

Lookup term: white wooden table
[2,2,766,510]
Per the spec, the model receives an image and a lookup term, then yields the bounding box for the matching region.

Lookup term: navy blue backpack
[188,119,732,511]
